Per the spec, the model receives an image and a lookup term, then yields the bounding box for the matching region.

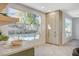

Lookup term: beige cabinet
[0,3,8,12]
[46,10,63,45]
[0,15,19,25]
[0,3,19,25]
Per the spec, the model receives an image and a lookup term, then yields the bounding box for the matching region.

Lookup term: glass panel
[64,18,72,39]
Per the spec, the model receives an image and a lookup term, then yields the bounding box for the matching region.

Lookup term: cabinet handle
[54,31,56,37]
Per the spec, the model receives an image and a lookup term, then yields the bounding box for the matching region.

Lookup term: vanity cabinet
[9,48,34,56]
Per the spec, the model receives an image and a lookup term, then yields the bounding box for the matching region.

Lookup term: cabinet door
[9,48,34,56]
[46,10,63,45]
[47,13,56,44]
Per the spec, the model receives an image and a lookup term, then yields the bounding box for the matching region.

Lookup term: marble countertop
[0,40,42,56]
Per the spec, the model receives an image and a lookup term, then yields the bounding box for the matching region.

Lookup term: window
[5,7,41,41]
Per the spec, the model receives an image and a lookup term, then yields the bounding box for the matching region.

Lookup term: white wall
[72,18,79,40]
[0,3,46,45]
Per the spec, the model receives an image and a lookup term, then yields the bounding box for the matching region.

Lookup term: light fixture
[47,10,52,12]
[41,6,45,9]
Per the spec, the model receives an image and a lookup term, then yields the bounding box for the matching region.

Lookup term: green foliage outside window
[24,13,39,25]
[0,35,9,41]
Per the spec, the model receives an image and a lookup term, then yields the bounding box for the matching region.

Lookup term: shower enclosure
[63,17,72,43]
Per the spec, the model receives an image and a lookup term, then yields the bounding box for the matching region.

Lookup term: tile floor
[35,39,79,56]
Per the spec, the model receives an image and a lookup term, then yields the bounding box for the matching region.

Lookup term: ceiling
[23,3,79,18]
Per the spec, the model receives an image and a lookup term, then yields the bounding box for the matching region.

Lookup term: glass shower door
[64,18,72,39]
